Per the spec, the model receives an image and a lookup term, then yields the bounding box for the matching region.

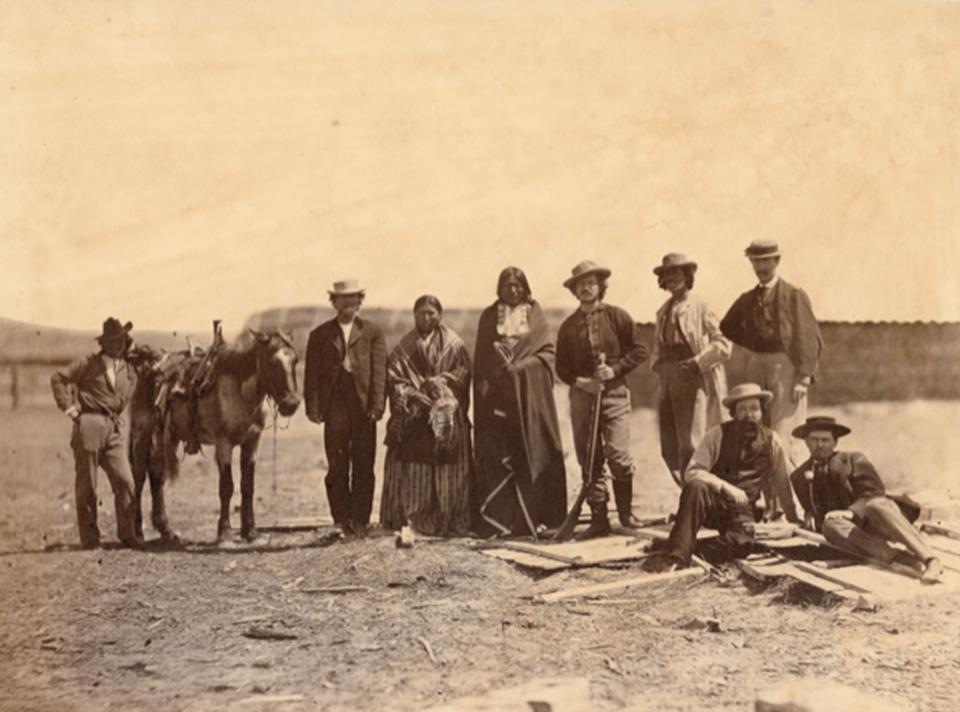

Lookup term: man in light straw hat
[645,383,799,570]
[650,253,731,487]
[789,416,942,583]
[50,317,144,549]
[556,260,649,538]
[304,279,387,536]
[720,240,822,473]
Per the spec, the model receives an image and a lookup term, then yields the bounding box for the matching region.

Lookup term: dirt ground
[2,400,959,711]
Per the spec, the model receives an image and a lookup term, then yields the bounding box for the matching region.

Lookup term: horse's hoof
[216,525,232,543]
[160,530,182,546]
[241,527,259,543]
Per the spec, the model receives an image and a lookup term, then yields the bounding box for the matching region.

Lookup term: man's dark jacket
[790,451,886,530]
[304,317,387,422]
[720,278,823,379]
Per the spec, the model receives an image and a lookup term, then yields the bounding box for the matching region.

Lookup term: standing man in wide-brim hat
[789,416,942,583]
[720,241,822,476]
[646,383,800,571]
[304,279,387,536]
[556,260,649,539]
[650,253,732,487]
[50,318,143,549]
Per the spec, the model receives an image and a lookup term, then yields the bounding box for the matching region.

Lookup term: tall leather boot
[576,502,612,541]
[613,478,644,529]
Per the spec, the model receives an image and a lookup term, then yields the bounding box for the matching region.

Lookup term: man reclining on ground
[789,415,942,584]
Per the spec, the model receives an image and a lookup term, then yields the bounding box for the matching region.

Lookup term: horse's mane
[215,339,261,379]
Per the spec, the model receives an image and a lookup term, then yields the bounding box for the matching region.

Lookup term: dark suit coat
[789,450,886,530]
[304,317,387,422]
[720,278,823,379]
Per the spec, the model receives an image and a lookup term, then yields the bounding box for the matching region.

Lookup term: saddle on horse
[151,321,226,455]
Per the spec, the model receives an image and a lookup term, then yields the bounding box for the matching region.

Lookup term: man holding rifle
[556,261,648,539]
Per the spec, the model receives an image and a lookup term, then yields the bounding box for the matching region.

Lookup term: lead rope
[272,401,279,496]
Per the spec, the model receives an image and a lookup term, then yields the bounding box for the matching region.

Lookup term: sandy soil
[1,400,959,711]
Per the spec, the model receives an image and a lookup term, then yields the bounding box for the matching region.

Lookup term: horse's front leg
[239,434,261,542]
[215,440,235,542]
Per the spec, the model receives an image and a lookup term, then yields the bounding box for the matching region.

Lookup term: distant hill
[243,306,960,406]
[0,318,221,363]
[3,312,960,408]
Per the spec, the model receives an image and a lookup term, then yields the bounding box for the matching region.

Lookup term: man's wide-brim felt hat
[721,383,773,408]
[96,317,133,343]
[563,260,612,289]
[653,253,698,276]
[792,416,852,439]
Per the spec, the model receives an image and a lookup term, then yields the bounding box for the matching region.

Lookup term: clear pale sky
[2,0,958,332]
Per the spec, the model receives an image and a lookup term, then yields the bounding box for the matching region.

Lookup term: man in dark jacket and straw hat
[720,240,822,473]
[304,278,387,536]
[790,416,942,583]
[50,318,143,549]
[556,260,649,539]
[646,383,799,570]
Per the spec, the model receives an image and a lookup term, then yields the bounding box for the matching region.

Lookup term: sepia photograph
[2,1,959,710]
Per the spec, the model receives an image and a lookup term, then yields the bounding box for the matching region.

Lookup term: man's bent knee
[822,518,852,546]
[864,497,900,518]
[681,479,712,499]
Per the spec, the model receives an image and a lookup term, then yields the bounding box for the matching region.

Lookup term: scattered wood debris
[298,585,371,594]
[242,627,298,641]
[417,636,439,665]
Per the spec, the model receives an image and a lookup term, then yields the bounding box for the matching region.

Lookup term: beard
[735,419,761,439]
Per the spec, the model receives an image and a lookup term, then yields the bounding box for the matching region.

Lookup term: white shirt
[338,319,354,372]
[757,275,780,293]
[100,354,117,389]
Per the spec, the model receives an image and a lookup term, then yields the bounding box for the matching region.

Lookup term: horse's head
[249,329,301,417]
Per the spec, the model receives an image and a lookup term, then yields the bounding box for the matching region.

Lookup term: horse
[129,330,300,543]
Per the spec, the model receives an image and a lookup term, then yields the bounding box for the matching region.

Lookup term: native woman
[472,267,567,537]
[379,295,473,536]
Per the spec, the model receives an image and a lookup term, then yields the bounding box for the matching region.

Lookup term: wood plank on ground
[920,522,960,540]
[478,548,568,572]
[260,516,334,532]
[536,568,703,602]
[736,555,862,598]
[635,524,718,541]
[792,561,960,601]
[925,531,960,556]
[477,535,656,571]
[761,536,821,549]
